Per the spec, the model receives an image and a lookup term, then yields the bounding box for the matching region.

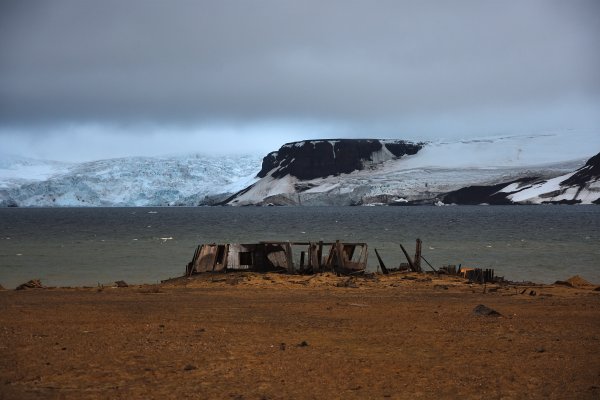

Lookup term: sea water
[0,206,599,288]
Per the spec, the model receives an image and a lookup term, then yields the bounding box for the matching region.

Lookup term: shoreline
[4,269,599,292]
[1,272,599,399]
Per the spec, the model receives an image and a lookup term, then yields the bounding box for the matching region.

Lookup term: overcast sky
[1,0,599,161]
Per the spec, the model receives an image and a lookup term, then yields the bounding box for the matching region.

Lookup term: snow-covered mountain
[0,154,262,207]
[225,134,598,206]
[442,151,600,205]
[2,133,598,207]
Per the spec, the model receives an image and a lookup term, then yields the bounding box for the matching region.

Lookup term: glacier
[0,154,262,207]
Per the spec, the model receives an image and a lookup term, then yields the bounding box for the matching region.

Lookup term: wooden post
[335,240,345,272]
[399,243,417,272]
[414,238,422,272]
[374,248,389,274]
[317,240,323,272]
[308,243,318,273]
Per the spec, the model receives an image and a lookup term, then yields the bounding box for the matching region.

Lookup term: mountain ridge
[225,136,596,206]
[1,134,598,207]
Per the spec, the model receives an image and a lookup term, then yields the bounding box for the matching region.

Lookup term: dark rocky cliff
[257,139,423,180]
[560,152,600,188]
[441,178,537,205]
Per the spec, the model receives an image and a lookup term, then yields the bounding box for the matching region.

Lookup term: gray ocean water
[0,206,599,288]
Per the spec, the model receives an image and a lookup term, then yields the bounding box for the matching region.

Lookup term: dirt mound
[555,275,596,289]
[566,275,594,288]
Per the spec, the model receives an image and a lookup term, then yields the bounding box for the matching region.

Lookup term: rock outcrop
[257,139,423,180]
[225,139,424,206]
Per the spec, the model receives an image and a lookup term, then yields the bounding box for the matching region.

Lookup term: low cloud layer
[1,0,598,160]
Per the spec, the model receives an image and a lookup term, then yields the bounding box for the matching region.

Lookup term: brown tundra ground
[1,272,599,399]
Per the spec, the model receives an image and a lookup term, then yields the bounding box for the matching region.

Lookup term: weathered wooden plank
[420,255,437,272]
[317,240,323,271]
[414,238,422,272]
[399,243,417,272]
[374,248,389,274]
[285,242,294,273]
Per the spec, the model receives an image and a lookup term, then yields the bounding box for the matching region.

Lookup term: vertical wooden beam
[222,244,229,272]
[335,240,345,272]
[317,240,323,272]
[285,241,294,274]
[187,245,201,276]
[414,238,422,273]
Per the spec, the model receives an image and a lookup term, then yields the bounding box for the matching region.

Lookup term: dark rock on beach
[473,304,502,317]
[15,279,44,290]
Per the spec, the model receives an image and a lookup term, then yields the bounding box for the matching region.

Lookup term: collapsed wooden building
[186,241,368,276]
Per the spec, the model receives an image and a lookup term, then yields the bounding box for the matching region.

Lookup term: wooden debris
[374,248,389,275]
[399,243,418,272]
[186,240,368,276]
[439,265,457,275]
[421,255,437,272]
[414,238,422,272]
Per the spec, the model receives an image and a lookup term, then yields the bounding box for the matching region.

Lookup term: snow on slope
[501,152,600,204]
[0,154,262,207]
[228,133,596,206]
[0,155,72,188]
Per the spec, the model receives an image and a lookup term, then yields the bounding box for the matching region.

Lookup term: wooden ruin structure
[186,240,368,276]
[185,238,499,283]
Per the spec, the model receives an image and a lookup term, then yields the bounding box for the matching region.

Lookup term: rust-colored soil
[1,273,599,399]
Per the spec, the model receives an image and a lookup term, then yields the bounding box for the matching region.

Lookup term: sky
[0,0,599,162]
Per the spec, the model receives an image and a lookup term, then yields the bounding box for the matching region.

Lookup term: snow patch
[507,172,576,203]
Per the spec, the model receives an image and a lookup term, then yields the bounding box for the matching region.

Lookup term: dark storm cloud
[1,0,598,129]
